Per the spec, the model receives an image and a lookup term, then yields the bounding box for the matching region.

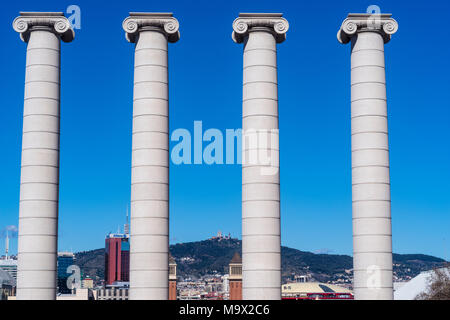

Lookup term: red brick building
[169,254,177,300]
[229,252,242,300]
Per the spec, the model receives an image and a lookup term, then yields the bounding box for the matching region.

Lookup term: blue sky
[0,0,449,260]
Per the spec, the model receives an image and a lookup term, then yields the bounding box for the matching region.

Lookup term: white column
[13,12,74,300]
[233,13,289,300]
[123,13,180,300]
[338,13,398,300]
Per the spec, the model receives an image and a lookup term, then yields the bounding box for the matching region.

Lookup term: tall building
[229,252,242,300]
[222,274,230,298]
[169,254,177,300]
[105,233,130,285]
[57,252,75,294]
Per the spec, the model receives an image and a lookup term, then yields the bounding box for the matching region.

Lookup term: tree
[416,263,450,300]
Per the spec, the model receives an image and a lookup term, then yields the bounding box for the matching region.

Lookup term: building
[57,288,95,300]
[229,252,242,300]
[394,267,450,300]
[282,282,353,300]
[169,254,177,300]
[209,231,232,241]
[104,226,178,300]
[0,269,16,300]
[57,252,75,294]
[97,287,129,300]
[82,277,94,289]
[0,259,17,282]
[0,231,18,283]
[222,274,229,299]
[105,233,130,285]
[97,281,130,300]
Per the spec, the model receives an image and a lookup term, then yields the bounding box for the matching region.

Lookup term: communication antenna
[5,230,9,260]
[124,205,130,235]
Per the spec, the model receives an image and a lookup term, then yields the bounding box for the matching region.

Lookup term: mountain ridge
[75,238,446,283]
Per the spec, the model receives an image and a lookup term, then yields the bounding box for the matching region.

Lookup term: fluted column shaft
[123,13,179,300]
[338,13,398,300]
[242,29,281,300]
[130,29,169,300]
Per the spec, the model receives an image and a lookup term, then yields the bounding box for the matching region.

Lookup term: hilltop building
[209,231,232,241]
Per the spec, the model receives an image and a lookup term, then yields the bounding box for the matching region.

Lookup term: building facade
[0,259,18,282]
[0,270,16,300]
[282,282,353,300]
[169,255,177,300]
[57,252,75,294]
[229,253,242,300]
[105,233,130,285]
[97,287,129,300]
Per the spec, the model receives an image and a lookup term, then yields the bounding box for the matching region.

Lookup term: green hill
[75,238,446,283]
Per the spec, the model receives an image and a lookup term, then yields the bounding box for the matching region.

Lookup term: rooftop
[0,270,15,287]
[282,282,352,294]
[0,259,17,266]
[394,268,450,300]
[230,252,242,264]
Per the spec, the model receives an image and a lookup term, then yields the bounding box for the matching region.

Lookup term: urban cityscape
[1,0,449,307]
[1,218,447,300]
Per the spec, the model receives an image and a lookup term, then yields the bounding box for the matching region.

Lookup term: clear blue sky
[0,0,449,260]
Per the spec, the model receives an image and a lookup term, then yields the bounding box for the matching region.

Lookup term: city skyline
[1,0,449,265]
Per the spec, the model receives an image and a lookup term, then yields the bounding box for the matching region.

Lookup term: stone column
[232,13,289,300]
[12,12,74,300]
[338,13,398,300]
[123,12,180,300]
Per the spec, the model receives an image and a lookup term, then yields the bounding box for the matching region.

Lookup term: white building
[394,268,450,300]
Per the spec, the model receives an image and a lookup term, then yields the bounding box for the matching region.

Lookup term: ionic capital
[123,12,180,43]
[232,13,289,44]
[338,13,398,44]
[13,12,74,43]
